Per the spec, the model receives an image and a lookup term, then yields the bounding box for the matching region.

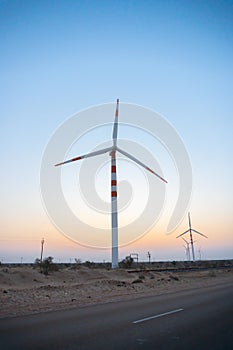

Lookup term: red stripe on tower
[73,156,82,161]
[146,166,154,174]
[112,165,116,173]
[111,180,117,186]
[111,191,117,197]
[115,99,119,117]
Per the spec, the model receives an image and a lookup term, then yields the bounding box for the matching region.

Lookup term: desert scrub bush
[169,274,179,281]
[83,260,96,268]
[138,273,145,280]
[207,271,216,277]
[119,256,134,268]
[35,256,58,275]
[132,278,143,284]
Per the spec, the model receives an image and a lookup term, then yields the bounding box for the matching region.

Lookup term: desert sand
[0,265,232,319]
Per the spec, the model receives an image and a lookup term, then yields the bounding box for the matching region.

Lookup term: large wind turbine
[177,212,207,262]
[55,99,167,268]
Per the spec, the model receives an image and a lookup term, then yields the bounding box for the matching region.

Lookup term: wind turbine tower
[55,99,167,268]
[177,212,207,262]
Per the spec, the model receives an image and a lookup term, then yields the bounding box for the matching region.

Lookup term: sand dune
[0,265,232,318]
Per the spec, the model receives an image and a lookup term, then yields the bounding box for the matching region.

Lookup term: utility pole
[40,238,45,263]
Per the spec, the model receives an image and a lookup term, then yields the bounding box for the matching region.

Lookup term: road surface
[0,281,233,349]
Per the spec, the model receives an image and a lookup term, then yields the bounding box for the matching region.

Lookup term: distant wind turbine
[182,237,191,261]
[177,212,207,262]
[55,99,167,269]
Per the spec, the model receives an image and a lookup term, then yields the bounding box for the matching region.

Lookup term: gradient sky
[1,0,233,263]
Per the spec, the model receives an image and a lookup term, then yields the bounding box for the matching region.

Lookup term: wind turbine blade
[176,229,190,238]
[112,98,119,147]
[188,212,191,229]
[192,229,208,238]
[55,147,112,166]
[117,147,167,183]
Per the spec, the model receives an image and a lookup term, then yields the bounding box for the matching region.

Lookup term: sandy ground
[0,265,232,319]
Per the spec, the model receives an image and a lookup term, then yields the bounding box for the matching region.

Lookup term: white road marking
[133,308,184,324]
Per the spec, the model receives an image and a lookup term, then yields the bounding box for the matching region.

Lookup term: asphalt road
[0,281,233,350]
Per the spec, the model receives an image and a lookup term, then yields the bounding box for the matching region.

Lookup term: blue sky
[1,0,233,262]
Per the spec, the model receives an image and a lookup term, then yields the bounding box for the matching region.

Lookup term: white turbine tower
[55,99,167,268]
[177,212,207,262]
